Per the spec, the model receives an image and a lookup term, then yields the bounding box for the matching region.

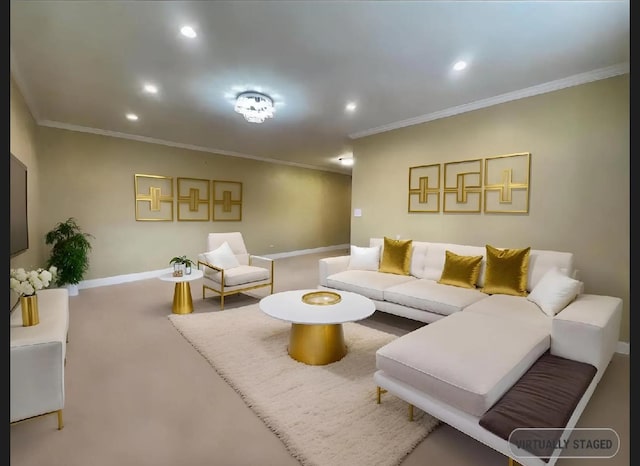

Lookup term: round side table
[159,269,204,314]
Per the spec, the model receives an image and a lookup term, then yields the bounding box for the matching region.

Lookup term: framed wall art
[134,174,174,221]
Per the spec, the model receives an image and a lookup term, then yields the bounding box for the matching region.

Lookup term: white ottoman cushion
[376,311,550,417]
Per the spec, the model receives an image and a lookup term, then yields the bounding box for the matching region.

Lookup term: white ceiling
[10,1,630,175]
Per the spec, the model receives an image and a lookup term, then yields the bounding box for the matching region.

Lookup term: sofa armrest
[551,294,622,373]
[319,255,350,286]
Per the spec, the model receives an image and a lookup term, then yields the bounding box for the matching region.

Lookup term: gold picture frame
[483,152,531,214]
[212,180,243,221]
[177,177,211,221]
[134,174,174,221]
[443,159,482,213]
[408,164,441,213]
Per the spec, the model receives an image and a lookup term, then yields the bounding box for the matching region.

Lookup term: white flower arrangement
[10,266,58,297]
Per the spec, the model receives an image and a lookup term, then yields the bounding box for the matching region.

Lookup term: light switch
[354,208,362,217]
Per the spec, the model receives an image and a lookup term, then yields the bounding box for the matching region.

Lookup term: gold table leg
[288,323,347,365]
[172,282,194,314]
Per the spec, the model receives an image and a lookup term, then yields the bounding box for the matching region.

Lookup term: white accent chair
[197,232,274,309]
[10,288,69,430]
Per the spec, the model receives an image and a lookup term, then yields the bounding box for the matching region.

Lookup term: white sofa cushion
[526,249,575,291]
[348,245,380,271]
[526,267,582,316]
[376,311,550,417]
[383,279,488,317]
[464,294,552,332]
[325,270,416,301]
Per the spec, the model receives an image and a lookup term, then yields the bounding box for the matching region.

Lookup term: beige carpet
[168,304,440,466]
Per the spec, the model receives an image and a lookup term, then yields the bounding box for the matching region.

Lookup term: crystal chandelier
[234,91,275,123]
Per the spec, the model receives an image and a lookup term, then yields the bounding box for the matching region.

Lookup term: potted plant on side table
[45,217,94,296]
[170,255,194,277]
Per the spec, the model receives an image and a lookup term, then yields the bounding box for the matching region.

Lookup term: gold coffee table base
[288,323,347,365]
[172,282,194,314]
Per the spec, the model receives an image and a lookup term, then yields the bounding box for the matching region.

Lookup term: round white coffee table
[159,269,203,314]
[259,289,375,365]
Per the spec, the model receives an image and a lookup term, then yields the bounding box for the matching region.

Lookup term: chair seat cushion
[376,311,550,417]
[205,265,270,286]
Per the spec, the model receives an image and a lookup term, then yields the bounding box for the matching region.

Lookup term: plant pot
[20,294,40,326]
[66,284,79,297]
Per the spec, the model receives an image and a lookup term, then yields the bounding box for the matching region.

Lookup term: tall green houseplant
[45,218,94,291]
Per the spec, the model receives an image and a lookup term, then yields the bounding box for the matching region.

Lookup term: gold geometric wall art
[443,159,482,213]
[483,152,531,214]
[177,177,211,221]
[134,174,174,221]
[408,164,441,213]
[212,180,243,221]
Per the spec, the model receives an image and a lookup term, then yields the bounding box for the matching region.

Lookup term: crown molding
[37,120,349,175]
[349,63,630,140]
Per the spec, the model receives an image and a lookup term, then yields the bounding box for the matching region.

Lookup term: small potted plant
[170,255,194,276]
[45,217,94,296]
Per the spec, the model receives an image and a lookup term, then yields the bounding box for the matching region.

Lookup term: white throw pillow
[348,245,381,271]
[205,241,240,270]
[527,267,582,317]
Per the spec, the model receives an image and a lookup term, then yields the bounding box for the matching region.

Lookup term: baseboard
[75,244,350,290]
[78,267,175,290]
[262,243,349,260]
[617,341,630,355]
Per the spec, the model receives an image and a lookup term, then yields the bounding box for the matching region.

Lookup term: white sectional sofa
[319,238,622,466]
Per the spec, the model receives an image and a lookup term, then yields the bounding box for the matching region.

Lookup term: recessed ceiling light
[126,113,139,121]
[345,102,357,112]
[453,61,467,71]
[143,84,158,94]
[339,157,354,166]
[180,26,197,38]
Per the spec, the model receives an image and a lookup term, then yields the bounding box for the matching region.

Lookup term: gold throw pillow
[481,244,530,296]
[378,237,412,275]
[437,250,483,289]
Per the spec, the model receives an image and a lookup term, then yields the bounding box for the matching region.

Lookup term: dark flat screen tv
[10,153,29,256]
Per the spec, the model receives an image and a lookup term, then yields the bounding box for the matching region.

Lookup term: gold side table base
[288,323,347,365]
[172,282,194,314]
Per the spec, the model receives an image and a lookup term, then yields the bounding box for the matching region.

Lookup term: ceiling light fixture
[338,157,354,166]
[234,91,275,123]
[143,84,158,94]
[180,26,197,38]
[126,113,138,121]
[453,60,467,71]
[345,102,357,112]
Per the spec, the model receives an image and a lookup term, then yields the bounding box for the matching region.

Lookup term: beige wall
[351,75,630,342]
[33,127,351,280]
[10,76,352,286]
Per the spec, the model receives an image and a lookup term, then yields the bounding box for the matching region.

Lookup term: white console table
[10,288,69,429]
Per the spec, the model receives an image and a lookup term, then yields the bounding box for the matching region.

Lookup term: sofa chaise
[318,237,622,466]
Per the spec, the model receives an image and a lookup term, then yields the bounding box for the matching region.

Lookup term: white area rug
[168,304,439,466]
